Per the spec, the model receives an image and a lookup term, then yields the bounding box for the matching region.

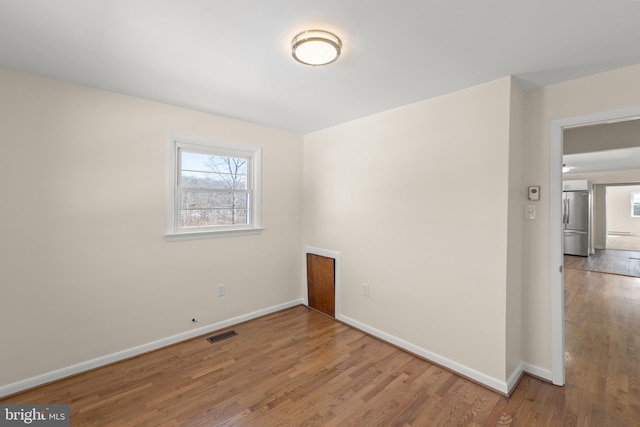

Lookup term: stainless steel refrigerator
[563,190,590,256]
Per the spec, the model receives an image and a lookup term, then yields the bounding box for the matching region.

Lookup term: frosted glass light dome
[292,30,341,66]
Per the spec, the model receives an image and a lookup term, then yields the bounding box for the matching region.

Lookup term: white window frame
[166,135,262,241]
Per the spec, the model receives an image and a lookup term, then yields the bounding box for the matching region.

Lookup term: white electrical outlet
[363,283,370,297]
[217,284,225,297]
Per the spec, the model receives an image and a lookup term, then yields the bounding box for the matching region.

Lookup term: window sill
[165,227,264,242]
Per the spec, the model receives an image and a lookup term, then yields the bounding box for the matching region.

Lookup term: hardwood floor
[565,249,640,277]
[3,269,640,426]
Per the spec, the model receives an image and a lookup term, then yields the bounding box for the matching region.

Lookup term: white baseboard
[338,314,554,396]
[506,361,525,393]
[521,362,552,383]
[0,299,304,398]
[505,362,552,394]
[338,314,510,394]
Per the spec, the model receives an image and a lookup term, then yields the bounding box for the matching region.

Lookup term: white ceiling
[564,147,640,174]
[1,0,640,133]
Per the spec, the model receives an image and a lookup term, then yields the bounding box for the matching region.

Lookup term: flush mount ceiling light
[291,30,341,66]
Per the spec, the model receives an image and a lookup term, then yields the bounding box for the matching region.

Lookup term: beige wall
[607,185,640,235]
[523,63,640,370]
[303,77,515,386]
[564,119,640,154]
[506,79,525,381]
[0,68,303,387]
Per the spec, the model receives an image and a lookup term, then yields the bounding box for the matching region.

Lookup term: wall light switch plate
[525,204,536,220]
[363,283,370,297]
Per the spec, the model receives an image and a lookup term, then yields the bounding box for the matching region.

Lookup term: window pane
[181,171,247,190]
[179,190,249,227]
[633,193,640,217]
[180,151,247,191]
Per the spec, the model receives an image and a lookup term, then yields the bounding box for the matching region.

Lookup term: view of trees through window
[179,150,249,228]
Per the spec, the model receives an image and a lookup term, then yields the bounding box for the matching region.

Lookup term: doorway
[550,106,640,386]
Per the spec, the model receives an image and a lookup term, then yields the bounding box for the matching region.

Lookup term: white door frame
[549,106,640,386]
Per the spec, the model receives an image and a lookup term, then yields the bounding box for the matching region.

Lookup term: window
[632,192,640,218]
[166,136,262,240]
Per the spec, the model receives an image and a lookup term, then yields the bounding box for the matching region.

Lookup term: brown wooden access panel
[306,253,335,317]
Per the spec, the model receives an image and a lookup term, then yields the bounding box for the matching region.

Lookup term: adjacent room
[1,1,640,425]
[563,120,640,277]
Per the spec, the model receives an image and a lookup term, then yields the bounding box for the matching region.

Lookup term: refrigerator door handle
[562,198,567,224]
[566,199,570,224]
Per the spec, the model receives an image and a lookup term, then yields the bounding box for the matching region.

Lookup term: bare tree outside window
[179,151,249,228]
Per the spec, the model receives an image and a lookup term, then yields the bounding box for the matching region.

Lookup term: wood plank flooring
[565,249,640,277]
[3,268,640,426]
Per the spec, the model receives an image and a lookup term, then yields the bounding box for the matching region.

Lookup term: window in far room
[632,192,640,218]
[166,136,262,240]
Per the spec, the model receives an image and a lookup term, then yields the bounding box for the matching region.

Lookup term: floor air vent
[207,330,238,343]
